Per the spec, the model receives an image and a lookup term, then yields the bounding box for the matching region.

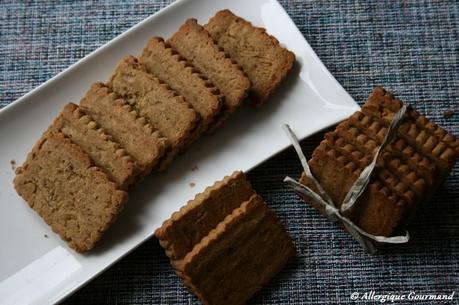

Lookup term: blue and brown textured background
[1,0,457,304]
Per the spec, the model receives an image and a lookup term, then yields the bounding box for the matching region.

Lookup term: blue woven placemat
[1,1,458,304]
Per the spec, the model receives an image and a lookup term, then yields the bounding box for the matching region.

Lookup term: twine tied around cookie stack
[283,103,410,254]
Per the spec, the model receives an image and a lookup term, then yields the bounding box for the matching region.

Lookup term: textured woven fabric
[1,1,458,304]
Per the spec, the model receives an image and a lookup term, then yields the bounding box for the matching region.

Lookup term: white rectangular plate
[0,0,359,304]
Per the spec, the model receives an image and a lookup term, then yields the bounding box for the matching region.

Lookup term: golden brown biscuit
[14,131,128,252]
[168,19,250,130]
[173,194,295,305]
[156,171,254,260]
[139,37,223,134]
[157,171,294,304]
[80,82,167,174]
[49,103,139,189]
[205,9,295,106]
[109,56,199,170]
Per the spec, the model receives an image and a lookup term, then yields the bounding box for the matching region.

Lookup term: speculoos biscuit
[205,9,295,106]
[14,131,128,252]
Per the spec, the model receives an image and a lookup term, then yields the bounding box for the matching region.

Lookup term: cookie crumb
[44,234,48,238]
[191,165,199,171]
[189,182,196,188]
[443,108,454,119]
[10,159,16,170]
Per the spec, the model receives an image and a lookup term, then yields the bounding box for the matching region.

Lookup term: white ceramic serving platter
[0,0,359,304]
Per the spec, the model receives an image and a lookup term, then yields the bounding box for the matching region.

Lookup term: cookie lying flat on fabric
[156,171,294,305]
[13,131,128,252]
[174,194,294,305]
[205,9,295,106]
[80,83,167,175]
[298,86,459,240]
[109,56,199,170]
[156,171,255,260]
[49,103,139,189]
[168,19,250,130]
[139,37,223,135]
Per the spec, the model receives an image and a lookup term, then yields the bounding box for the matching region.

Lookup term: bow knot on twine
[283,104,409,253]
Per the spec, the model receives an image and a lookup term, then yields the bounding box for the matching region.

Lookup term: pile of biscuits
[299,87,459,241]
[156,171,295,305]
[13,10,295,252]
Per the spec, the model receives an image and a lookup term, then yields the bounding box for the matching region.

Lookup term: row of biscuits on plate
[13,10,295,252]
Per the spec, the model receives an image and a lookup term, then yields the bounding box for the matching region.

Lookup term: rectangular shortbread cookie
[109,56,199,170]
[80,82,167,174]
[174,194,295,305]
[49,103,139,189]
[14,131,128,252]
[205,9,295,106]
[139,37,223,134]
[168,19,250,129]
[155,171,255,260]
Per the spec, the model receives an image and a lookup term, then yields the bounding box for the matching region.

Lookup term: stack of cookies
[13,10,295,252]
[156,171,295,305]
[298,87,459,241]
